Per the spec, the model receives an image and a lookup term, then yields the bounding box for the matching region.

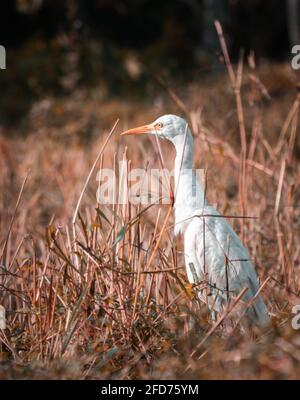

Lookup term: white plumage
[122,114,269,326]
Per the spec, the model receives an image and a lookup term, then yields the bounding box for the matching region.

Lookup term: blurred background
[0,0,299,126]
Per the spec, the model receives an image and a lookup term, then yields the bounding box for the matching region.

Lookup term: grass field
[0,54,300,379]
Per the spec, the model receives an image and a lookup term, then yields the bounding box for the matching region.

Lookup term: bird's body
[122,114,269,327]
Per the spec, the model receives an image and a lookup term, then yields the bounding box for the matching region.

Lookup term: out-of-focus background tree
[0,0,298,125]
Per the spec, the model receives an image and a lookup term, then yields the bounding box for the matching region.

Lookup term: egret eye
[156,122,163,129]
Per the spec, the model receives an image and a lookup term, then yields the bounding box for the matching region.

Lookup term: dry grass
[0,48,300,379]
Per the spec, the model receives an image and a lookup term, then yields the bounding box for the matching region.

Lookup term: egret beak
[121,123,154,136]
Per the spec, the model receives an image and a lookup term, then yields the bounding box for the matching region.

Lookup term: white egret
[121,114,269,327]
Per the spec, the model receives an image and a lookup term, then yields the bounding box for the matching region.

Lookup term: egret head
[121,114,189,142]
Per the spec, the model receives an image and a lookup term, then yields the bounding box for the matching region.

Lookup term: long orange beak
[121,123,154,136]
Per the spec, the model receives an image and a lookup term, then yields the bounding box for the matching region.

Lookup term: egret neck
[171,127,206,236]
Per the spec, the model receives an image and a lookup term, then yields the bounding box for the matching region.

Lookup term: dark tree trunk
[286,0,300,46]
